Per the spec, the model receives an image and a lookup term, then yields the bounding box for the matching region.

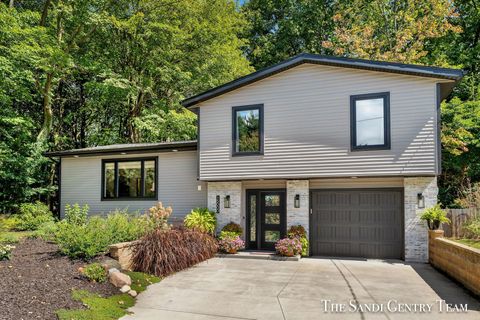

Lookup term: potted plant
[218,231,245,254]
[420,204,451,230]
[275,237,302,257]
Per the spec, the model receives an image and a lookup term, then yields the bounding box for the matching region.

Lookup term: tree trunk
[37,73,54,142]
[40,0,52,27]
[9,0,14,8]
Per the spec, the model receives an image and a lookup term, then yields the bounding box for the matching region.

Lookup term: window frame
[101,157,158,201]
[350,92,391,151]
[232,104,264,156]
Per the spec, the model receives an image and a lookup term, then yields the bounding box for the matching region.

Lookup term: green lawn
[56,272,161,320]
[452,238,480,250]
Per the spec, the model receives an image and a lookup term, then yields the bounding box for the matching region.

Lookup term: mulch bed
[0,238,118,320]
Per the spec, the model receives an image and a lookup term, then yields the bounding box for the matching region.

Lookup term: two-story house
[47,54,464,262]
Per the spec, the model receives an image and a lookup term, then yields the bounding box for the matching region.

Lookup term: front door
[246,190,286,251]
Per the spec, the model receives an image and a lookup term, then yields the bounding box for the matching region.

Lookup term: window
[350,92,390,150]
[102,158,157,200]
[232,104,264,155]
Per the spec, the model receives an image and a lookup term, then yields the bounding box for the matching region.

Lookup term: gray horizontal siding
[199,64,448,180]
[60,151,206,220]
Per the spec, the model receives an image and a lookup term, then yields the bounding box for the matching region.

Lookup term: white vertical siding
[60,151,206,219]
[199,64,448,180]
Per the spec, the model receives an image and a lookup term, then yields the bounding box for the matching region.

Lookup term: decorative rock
[109,271,132,288]
[97,256,122,271]
[128,290,137,297]
[120,285,131,293]
[108,268,120,275]
[78,267,85,274]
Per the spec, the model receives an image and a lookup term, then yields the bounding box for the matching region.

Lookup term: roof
[182,53,465,108]
[44,140,197,157]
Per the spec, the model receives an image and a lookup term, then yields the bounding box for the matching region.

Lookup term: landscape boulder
[109,271,132,288]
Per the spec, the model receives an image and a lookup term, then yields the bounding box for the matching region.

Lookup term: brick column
[286,180,310,235]
[207,181,242,233]
[404,177,438,262]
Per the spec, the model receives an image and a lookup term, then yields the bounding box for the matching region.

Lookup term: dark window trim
[101,157,158,201]
[350,92,391,151]
[232,104,264,156]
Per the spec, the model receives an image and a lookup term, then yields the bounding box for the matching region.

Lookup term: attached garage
[310,189,404,259]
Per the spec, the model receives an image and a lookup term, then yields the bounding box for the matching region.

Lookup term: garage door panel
[311,189,403,259]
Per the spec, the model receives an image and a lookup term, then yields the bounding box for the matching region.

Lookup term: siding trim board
[350,92,391,151]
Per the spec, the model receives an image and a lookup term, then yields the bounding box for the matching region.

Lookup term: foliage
[287,225,309,256]
[184,208,216,234]
[0,244,15,261]
[463,216,480,239]
[420,204,451,230]
[82,263,108,283]
[56,289,134,320]
[453,238,480,249]
[13,201,54,231]
[275,237,302,257]
[147,202,172,229]
[218,232,245,253]
[0,231,34,244]
[0,215,18,231]
[221,222,243,236]
[55,209,153,259]
[126,271,161,293]
[132,227,218,277]
[64,203,89,226]
[33,221,58,241]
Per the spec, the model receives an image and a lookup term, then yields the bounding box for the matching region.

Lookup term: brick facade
[404,176,438,262]
[286,180,310,235]
[207,181,242,232]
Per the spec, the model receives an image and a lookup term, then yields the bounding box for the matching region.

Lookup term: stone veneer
[207,181,242,232]
[404,176,438,262]
[286,180,310,235]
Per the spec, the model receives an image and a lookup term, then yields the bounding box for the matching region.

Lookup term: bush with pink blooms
[218,231,245,254]
[275,237,302,257]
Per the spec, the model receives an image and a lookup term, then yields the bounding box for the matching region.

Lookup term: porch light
[224,195,231,208]
[417,193,425,209]
[216,195,220,214]
[294,194,300,208]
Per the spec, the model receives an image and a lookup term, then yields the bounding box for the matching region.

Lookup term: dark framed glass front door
[246,189,286,251]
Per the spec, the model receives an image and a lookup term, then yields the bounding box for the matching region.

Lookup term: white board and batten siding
[199,63,453,181]
[60,151,206,220]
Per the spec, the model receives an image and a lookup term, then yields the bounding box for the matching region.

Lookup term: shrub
[0,244,15,260]
[13,201,54,231]
[132,227,218,277]
[287,225,309,257]
[34,221,59,241]
[64,203,89,226]
[55,210,154,259]
[184,208,216,234]
[218,232,244,253]
[463,216,480,239]
[82,263,108,282]
[221,222,242,236]
[147,202,172,229]
[420,204,450,230]
[275,238,302,257]
[0,215,18,231]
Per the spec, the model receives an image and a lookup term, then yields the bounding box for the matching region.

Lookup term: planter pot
[227,249,238,254]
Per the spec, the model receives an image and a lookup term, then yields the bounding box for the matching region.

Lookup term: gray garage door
[311,189,403,259]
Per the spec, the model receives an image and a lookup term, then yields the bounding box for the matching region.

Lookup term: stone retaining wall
[429,230,480,296]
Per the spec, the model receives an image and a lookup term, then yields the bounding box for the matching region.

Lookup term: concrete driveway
[122,258,480,320]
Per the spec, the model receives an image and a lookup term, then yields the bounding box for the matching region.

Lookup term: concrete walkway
[122,258,480,320]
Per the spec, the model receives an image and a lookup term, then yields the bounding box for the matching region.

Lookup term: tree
[323,0,460,63]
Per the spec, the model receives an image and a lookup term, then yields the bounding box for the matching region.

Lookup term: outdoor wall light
[417,193,425,209]
[294,194,300,208]
[224,195,231,208]
[216,195,220,214]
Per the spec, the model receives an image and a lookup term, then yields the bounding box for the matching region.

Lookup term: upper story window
[232,104,264,156]
[350,92,390,151]
[102,158,157,200]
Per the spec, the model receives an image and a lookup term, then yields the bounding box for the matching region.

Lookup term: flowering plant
[0,244,15,261]
[148,202,172,229]
[275,237,302,257]
[218,231,245,254]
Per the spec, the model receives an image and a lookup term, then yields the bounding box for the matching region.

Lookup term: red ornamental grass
[131,227,218,277]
